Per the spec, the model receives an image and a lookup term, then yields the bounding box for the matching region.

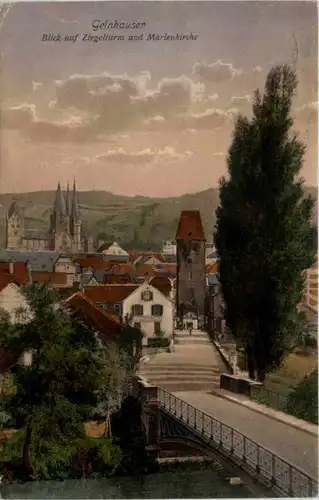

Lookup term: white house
[102,242,129,258]
[162,241,177,256]
[123,281,174,345]
[0,282,32,324]
[84,281,174,347]
[0,283,33,376]
[53,255,78,286]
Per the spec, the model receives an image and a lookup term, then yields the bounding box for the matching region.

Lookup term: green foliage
[0,284,123,480]
[112,395,158,475]
[94,342,134,417]
[74,436,121,477]
[147,337,170,348]
[1,429,24,463]
[214,65,316,381]
[285,369,318,424]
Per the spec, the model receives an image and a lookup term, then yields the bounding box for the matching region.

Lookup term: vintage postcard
[0,0,317,498]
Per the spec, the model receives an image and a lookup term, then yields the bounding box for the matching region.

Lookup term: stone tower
[175,210,206,329]
[70,180,82,252]
[50,182,72,252]
[6,199,24,250]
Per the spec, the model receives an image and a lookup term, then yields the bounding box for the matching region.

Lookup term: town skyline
[0,1,317,197]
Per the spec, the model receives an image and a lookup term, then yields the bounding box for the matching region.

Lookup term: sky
[0,1,317,197]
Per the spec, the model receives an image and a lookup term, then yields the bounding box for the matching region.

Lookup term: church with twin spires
[5,181,92,253]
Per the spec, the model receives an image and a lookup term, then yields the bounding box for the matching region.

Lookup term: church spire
[53,181,65,216]
[71,179,78,218]
[65,182,71,216]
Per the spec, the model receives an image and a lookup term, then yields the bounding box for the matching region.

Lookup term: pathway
[172,390,318,479]
[139,330,227,392]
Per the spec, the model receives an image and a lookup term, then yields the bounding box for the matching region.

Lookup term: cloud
[187,108,234,129]
[32,82,43,92]
[192,60,243,83]
[1,104,36,129]
[1,65,262,141]
[96,146,192,165]
[230,95,252,108]
[213,152,227,157]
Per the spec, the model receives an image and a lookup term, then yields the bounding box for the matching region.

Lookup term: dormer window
[141,290,153,301]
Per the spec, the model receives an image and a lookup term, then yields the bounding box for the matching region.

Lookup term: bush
[147,337,170,348]
[285,369,318,424]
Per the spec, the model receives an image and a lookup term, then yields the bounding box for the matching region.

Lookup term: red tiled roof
[65,292,122,340]
[206,262,217,274]
[31,271,68,286]
[149,276,172,297]
[176,210,206,241]
[104,274,134,284]
[128,251,165,263]
[106,263,136,274]
[74,257,106,269]
[84,284,139,303]
[75,258,136,274]
[0,262,30,292]
[135,263,177,277]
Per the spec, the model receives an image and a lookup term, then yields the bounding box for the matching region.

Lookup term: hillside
[0,187,317,250]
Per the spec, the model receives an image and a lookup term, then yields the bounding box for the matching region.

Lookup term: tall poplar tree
[214,65,316,381]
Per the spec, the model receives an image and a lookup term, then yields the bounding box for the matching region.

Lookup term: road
[173,390,318,479]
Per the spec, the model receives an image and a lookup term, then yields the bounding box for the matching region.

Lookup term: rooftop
[176,210,206,241]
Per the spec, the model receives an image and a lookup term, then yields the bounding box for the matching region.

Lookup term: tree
[0,284,120,480]
[214,65,316,382]
[285,369,318,424]
[94,341,134,419]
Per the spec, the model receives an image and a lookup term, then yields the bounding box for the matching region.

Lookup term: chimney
[9,259,14,275]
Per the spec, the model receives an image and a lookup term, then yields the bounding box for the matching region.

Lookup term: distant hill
[0,187,317,250]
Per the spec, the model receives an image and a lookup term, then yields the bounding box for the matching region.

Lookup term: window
[133,322,141,330]
[131,304,143,316]
[151,304,163,316]
[154,322,161,335]
[193,243,199,252]
[141,290,153,301]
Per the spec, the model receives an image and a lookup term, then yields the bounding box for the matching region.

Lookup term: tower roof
[71,180,79,217]
[53,182,65,215]
[65,182,71,215]
[176,210,206,241]
[8,199,22,219]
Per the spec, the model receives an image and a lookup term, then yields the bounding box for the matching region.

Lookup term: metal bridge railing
[157,388,318,498]
[250,385,288,412]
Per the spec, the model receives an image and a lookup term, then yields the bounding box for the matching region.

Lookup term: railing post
[288,465,293,496]
[202,413,205,436]
[271,454,276,486]
[230,428,234,453]
[219,423,223,446]
[256,445,260,474]
[180,401,183,420]
[308,477,313,498]
[243,436,246,463]
[194,409,197,430]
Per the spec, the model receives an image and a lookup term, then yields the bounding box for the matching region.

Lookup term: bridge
[137,379,318,498]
